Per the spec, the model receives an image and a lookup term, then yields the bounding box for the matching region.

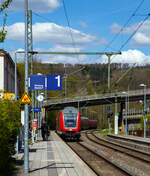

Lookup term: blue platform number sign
[30,75,45,90]
[47,75,62,90]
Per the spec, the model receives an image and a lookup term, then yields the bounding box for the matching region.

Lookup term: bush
[0,99,20,174]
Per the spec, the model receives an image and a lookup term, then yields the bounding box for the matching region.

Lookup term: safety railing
[43,88,150,106]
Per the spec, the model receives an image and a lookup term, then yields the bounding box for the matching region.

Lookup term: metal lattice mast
[24,0,29,173]
[28,10,33,74]
[28,10,35,143]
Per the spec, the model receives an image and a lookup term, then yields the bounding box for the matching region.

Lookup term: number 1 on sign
[55,75,60,87]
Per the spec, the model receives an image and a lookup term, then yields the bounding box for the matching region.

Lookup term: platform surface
[108,133,150,145]
[15,131,96,176]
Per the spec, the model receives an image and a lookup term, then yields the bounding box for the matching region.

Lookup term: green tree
[0,0,12,42]
[0,99,20,174]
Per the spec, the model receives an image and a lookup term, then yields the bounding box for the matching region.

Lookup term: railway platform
[107,133,150,145]
[14,131,96,176]
[106,133,150,153]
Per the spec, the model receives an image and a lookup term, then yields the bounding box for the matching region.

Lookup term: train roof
[81,116,88,120]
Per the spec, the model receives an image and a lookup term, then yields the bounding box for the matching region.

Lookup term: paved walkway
[14,131,96,176]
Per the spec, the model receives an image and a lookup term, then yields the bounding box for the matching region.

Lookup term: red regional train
[81,116,97,130]
[56,106,98,139]
[56,106,81,139]
[89,119,97,129]
[80,116,89,130]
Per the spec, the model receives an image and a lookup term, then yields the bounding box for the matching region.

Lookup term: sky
[1,0,150,65]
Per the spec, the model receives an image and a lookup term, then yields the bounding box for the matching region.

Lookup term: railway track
[67,140,131,176]
[81,131,150,176]
[87,131,150,163]
[66,130,150,176]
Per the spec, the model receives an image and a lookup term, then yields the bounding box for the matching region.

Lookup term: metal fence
[43,88,150,107]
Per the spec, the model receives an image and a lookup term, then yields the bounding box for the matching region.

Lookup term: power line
[110,13,150,63]
[62,0,78,52]
[62,0,87,74]
[119,14,150,50]
[33,3,85,66]
[32,11,55,23]
[111,13,150,88]
[104,0,145,51]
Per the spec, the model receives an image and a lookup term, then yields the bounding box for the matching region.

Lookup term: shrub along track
[82,130,150,176]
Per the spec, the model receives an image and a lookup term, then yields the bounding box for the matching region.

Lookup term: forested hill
[17,61,150,98]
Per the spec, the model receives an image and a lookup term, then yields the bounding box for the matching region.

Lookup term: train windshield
[63,107,78,128]
[64,113,77,127]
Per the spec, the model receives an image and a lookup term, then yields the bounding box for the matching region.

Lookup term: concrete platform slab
[14,131,97,176]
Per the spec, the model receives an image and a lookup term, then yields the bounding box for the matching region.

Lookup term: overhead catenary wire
[111,12,150,88]
[32,11,55,23]
[97,0,145,64]
[111,12,150,63]
[33,2,85,72]
[62,0,77,52]
[105,1,149,90]
[61,0,88,78]
[119,13,150,51]
[104,0,145,52]
[33,6,78,53]
[62,0,85,66]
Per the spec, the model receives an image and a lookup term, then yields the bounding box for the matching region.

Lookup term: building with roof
[0,49,18,99]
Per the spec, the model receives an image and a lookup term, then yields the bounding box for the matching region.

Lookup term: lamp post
[37,73,42,137]
[64,63,67,98]
[140,83,147,138]
[15,52,17,101]
[122,92,128,135]
[114,93,118,134]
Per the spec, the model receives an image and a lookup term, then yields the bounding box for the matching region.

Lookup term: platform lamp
[139,83,147,138]
[122,92,128,135]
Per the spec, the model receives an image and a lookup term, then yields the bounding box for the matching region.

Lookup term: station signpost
[30,75,45,90]
[47,75,62,90]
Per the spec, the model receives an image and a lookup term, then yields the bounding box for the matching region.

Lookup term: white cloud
[50,45,82,52]
[131,32,150,47]
[5,21,107,64]
[6,23,24,42]
[5,22,102,48]
[100,49,150,65]
[10,48,150,65]
[33,23,98,45]
[41,54,89,64]
[12,47,96,64]
[110,20,150,47]
[79,21,88,28]
[110,23,136,35]
[33,47,91,64]
[8,0,60,13]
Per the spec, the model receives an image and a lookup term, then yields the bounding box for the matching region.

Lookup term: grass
[99,129,112,139]
[99,128,125,139]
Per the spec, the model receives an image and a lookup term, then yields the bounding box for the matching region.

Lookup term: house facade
[0,49,16,98]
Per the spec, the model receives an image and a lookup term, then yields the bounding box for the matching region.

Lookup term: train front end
[62,107,81,139]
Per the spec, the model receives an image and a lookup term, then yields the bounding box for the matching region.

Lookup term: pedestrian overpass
[43,88,150,111]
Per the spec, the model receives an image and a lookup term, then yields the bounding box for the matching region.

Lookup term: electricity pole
[106,53,121,92]
[107,54,111,92]
[28,10,35,143]
[24,0,29,173]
